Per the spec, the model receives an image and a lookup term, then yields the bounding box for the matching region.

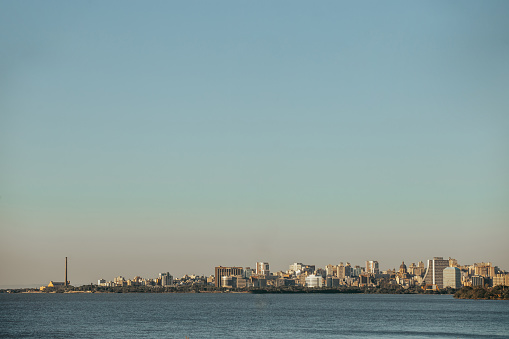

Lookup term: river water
[1,293,508,338]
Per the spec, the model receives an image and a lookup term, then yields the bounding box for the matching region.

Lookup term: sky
[1,1,508,288]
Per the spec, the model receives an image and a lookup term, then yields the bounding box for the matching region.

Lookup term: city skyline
[5,255,508,289]
[29,256,507,291]
[2,1,508,288]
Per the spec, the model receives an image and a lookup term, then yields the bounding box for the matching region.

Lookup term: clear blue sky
[1,1,508,287]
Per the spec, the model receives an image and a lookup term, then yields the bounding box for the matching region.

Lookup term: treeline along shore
[3,285,508,299]
[453,285,509,300]
[0,285,463,295]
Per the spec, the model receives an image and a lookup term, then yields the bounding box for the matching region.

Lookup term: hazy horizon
[1,1,508,288]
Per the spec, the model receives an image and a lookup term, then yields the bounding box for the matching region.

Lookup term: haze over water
[1,1,508,287]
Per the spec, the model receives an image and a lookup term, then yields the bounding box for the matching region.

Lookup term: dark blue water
[1,293,508,338]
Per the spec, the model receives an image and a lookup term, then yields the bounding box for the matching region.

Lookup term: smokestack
[65,257,68,287]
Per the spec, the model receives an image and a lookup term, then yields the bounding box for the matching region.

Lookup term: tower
[423,257,449,289]
[65,257,68,287]
[256,262,270,276]
[159,272,173,287]
[366,260,379,275]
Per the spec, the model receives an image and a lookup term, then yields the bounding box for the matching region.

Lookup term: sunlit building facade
[443,267,461,289]
[423,257,449,289]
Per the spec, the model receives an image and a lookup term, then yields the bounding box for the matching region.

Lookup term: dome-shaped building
[399,261,407,275]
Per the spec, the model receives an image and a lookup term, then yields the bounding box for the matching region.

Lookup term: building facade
[423,257,449,289]
[443,267,461,289]
[215,266,243,287]
[256,262,270,276]
[159,272,173,287]
[366,260,379,275]
[305,274,323,288]
[493,274,509,286]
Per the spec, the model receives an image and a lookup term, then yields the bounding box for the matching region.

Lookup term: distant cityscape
[39,256,509,292]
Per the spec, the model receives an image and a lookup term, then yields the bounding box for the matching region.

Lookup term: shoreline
[4,286,507,300]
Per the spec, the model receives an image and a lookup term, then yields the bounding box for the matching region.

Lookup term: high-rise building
[159,272,173,287]
[337,262,352,279]
[215,266,243,288]
[443,267,461,289]
[366,260,379,275]
[325,264,337,277]
[256,262,270,276]
[351,265,363,277]
[423,257,449,289]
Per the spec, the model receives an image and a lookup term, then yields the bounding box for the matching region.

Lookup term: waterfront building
[159,272,173,287]
[250,276,267,288]
[493,274,509,286]
[221,276,234,288]
[366,260,380,275]
[423,257,450,289]
[256,262,270,276]
[215,266,243,288]
[443,267,461,289]
[235,276,249,289]
[48,281,66,288]
[114,276,126,286]
[305,274,323,288]
[326,276,340,287]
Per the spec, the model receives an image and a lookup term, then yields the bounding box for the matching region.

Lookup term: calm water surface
[1,293,508,338]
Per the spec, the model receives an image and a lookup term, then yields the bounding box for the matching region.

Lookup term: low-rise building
[471,275,485,287]
[48,281,66,288]
[493,274,509,286]
[305,274,323,288]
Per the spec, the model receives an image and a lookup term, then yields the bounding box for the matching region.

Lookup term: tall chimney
[65,257,68,287]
